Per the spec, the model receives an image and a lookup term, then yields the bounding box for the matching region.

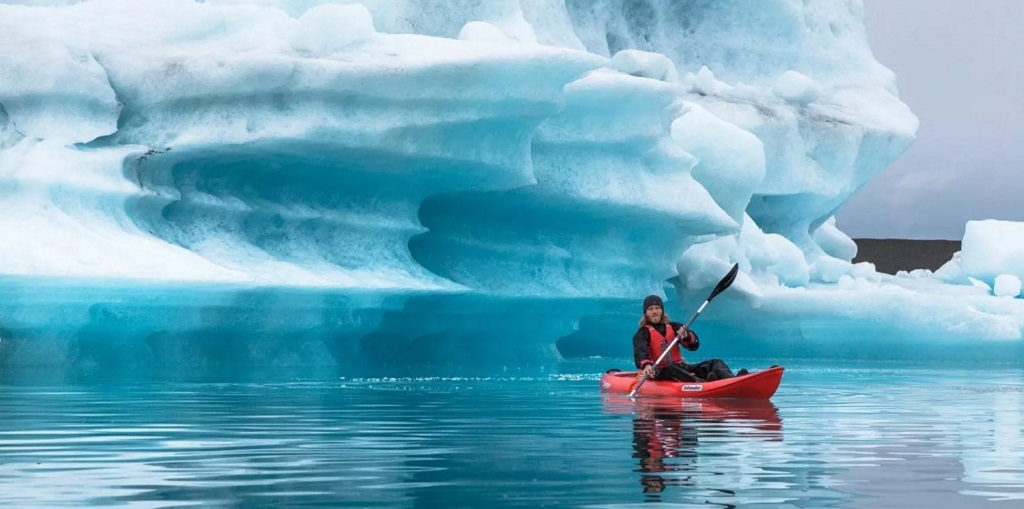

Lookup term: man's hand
[643,365,656,379]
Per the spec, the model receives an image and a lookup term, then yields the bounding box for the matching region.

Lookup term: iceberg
[0,0,1020,375]
[960,220,1024,287]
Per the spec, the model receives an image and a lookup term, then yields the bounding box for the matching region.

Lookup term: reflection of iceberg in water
[602,396,782,501]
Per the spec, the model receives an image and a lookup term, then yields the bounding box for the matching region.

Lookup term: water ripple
[0,366,1022,507]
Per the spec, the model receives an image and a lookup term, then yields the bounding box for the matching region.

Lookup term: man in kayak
[634,295,747,382]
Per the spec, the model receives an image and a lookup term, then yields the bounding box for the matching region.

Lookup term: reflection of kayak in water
[600,366,785,399]
[605,390,784,499]
[602,394,783,434]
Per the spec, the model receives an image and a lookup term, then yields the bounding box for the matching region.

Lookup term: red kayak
[600,366,784,399]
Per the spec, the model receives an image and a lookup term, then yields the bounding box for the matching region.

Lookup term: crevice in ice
[0,103,27,149]
[79,53,126,147]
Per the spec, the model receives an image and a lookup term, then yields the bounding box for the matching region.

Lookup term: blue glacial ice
[0,0,1021,374]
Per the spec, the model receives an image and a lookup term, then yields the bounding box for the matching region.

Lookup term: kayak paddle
[628,263,740,397]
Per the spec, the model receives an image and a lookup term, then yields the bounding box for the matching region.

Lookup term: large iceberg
[0,0,1020,374]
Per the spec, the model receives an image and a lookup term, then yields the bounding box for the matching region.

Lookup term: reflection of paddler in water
[604,396,782,498]
[633,398,698,495]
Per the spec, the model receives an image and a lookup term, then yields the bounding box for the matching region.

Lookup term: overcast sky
[836,0,1024,240]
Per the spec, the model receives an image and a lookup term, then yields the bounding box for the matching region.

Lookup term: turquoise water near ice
[1,360,1022,508]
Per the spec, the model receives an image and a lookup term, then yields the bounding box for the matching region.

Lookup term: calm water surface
[1,362,1022,508]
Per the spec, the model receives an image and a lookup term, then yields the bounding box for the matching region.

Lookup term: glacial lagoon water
[1,359,1022,508]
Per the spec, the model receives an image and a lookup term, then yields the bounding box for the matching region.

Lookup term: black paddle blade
[707,263,739,301]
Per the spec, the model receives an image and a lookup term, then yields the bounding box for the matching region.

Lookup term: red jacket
[633,322,699,368]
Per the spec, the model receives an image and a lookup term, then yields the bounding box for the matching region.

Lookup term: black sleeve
[633,328,653,369]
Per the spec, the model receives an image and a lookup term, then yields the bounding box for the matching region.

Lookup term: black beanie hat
[642,295,664,313]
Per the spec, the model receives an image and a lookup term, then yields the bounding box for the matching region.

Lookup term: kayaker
[633,295,747,382]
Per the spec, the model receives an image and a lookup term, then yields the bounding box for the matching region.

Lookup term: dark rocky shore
[852,238,961,275]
